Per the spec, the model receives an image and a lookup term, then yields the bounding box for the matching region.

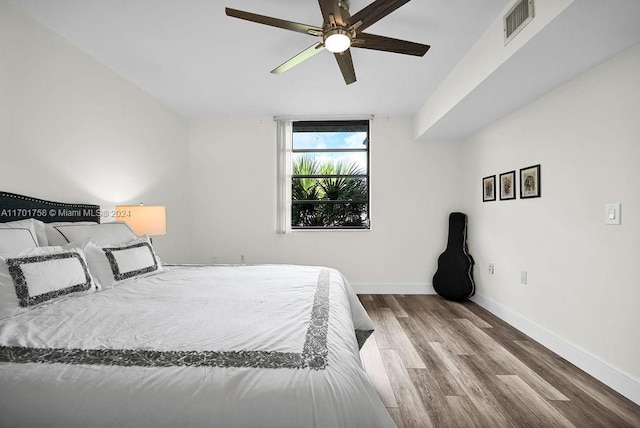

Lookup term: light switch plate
[605,203,621,225]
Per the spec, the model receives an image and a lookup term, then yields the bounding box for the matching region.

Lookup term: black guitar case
[433,212,475,301]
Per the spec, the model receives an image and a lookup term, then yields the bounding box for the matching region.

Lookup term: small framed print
[520,164,541,198]
[499,170,516,200]
[483,175,496,202]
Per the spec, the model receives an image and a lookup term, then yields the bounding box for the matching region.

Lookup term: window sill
[288,228,372,233]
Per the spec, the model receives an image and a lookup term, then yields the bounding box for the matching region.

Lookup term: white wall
[187,116,463,287]
[0,1,191,262]
[462,43,640,393]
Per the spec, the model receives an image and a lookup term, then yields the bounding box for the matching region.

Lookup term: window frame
[290,119,371,231]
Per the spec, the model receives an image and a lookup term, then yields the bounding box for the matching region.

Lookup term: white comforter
[0,264,394,428]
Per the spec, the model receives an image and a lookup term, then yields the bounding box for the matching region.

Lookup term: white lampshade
[324,32,351,53]
[116,205,166,237]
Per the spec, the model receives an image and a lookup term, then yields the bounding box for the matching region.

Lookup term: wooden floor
[358,294,640,428]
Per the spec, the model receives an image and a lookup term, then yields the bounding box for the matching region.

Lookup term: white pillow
[51,222,136,246]
[0,244,97,320]
[0,219,47,247]
[0,224,39,254]
[85,236,163,289]
[30,219,48,246]
[45,221,97,246]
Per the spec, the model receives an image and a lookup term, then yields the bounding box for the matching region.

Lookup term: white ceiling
[419,0,640,140]
[8,0,508,118]
[8,0,640,139]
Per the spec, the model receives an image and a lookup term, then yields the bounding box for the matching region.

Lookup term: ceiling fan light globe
[325,32,351,53]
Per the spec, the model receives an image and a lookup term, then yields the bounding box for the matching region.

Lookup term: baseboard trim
[351,283,435,295]
[471,292,640,406]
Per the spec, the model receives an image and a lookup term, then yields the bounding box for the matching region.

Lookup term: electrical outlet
[211,255,217,264]
[521,271,527,285]
[241,254,245,263]
[488,263,494,274]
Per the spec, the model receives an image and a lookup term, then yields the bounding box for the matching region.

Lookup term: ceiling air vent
[504,0,534,45]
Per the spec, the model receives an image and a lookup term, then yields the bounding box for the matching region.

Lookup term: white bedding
[0,264,394,428]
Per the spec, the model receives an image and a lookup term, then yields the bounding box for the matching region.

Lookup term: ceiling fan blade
[353,32,430,56]
[271,42,325,74]
[318,0,345,26]
[334,49,356,85]
[347,0,410,32]
[225,8,322,36]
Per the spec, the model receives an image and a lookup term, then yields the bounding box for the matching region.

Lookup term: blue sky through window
[293,131,367,150]
[293,131,368,172]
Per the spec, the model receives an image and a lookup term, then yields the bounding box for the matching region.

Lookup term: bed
[0,191,394,428]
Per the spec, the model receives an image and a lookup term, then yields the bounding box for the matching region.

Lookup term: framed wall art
[483,175,496,202]
[520,164,541,198]
[499,170,516,200]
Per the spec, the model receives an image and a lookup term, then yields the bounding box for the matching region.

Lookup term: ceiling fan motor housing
[323,0,354,53]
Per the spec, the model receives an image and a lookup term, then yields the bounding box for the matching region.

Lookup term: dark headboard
[0,191,100,223]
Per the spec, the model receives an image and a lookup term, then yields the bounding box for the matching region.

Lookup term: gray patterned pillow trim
[103,242,159,281]
[0,269,330,370]
[7,252,93,307]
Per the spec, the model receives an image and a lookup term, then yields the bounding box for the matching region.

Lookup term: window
[278,119,370,231]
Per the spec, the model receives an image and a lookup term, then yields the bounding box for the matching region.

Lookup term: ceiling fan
[225,0,430,85]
